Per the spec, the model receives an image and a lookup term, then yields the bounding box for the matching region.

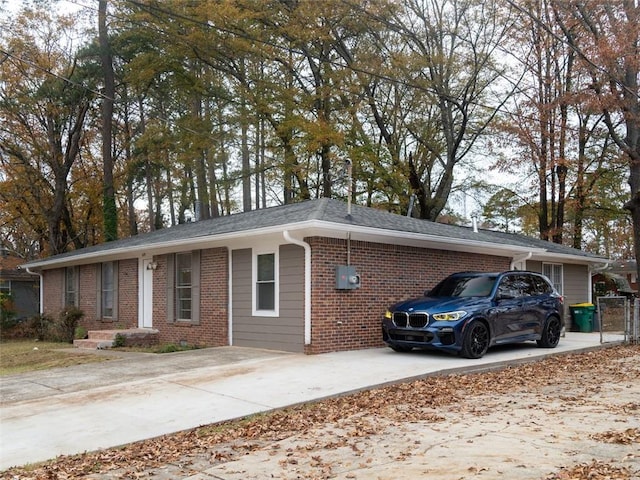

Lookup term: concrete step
[74,329,160,350]
[73,338,114,349]
[87,330,120,341]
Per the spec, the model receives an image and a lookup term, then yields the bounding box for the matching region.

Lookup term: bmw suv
[382,271,564,358]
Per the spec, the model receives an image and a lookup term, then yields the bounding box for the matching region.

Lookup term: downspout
[510,252,532,270]
[283,230,311,345]
[25,267,44,315]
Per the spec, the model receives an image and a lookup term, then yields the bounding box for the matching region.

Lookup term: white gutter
[24,267,44,315]
[510,252,532,270]
[283,230,311,346]
[23,219,545,270]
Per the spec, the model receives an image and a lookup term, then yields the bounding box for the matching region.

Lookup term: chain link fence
[596,296,638,344]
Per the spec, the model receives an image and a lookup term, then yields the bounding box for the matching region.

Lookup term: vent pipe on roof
[407,194,415,217]
[345,160,352,218]
[194,200,202,222]
[472,215,478,233]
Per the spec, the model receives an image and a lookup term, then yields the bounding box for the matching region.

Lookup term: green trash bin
[569,303,596,332]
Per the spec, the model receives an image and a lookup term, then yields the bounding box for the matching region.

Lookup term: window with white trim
[253,250,278,315]
[542,263,563,294]
[0,279,10,294]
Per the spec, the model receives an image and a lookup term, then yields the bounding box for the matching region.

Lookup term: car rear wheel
[390,344,413,353]
[537,316,561,348]
[460,320,489,359]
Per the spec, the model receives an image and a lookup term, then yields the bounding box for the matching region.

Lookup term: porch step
[74,329,160,350]
[73,338,115,349]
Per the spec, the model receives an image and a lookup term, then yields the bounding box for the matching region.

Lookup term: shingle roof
[25,198,607,265]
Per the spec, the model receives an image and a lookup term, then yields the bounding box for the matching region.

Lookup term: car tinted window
[430,275,496,297]
[531,274,553,295]
[497,275,521,298]
[519,274,538,297]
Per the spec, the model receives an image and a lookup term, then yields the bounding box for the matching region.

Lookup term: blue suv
[382,271,564,358]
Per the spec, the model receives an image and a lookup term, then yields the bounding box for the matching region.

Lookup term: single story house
[22,198,609,353]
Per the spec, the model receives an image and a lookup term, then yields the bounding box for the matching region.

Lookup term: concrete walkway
[0,333,623,470]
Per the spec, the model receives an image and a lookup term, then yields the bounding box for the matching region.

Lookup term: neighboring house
[22,198,609,354]
[0,253,40,321]
[593,259,637,298]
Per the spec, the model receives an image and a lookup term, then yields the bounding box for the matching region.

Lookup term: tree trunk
[98,0,117,242]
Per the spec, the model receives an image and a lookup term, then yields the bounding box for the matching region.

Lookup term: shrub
[113,333,126,348]
[56,307,84,343]
[0,292,17,335]
[29,314,53,341]
[74,326,88,340]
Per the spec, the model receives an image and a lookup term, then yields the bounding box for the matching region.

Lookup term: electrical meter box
[335,265,361,290]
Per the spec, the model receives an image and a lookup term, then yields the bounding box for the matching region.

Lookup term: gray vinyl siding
[231,245,305,353]
[562,262,590,307]
[527,260,590,327]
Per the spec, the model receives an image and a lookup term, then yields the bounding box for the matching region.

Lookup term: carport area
[0,332,628,471]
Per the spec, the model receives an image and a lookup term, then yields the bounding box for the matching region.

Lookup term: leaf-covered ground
[2,344,639,480]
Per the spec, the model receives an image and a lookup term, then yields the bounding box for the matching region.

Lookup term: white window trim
[252,247,279,317]
[543,263,564,295]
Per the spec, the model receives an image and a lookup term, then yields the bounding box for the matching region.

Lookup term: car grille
[390,331,435,343]
[392,312,429,328]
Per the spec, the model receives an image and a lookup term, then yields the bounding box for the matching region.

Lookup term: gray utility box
[336,265,361,290]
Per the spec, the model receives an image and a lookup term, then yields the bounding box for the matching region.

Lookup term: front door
[140,258,154,328]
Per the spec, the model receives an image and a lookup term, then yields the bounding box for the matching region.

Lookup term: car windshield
[429,275,497,298]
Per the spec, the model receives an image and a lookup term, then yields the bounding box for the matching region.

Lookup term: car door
[528,274,556,335]
[517,274,543,337]
[490,274,526,343]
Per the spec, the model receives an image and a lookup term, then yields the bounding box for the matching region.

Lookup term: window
[254,250,278,315]
[65,267,78,306]
[175,253,192,320]
[0,279,10,294]
[100,262,116,318]
[497,274,523,299]
[167,251,200,323]
[543,263,563,294]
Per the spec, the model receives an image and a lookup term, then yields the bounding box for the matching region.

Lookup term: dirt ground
[3,345,640,480]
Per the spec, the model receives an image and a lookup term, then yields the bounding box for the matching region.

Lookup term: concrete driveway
[0,332,622,470]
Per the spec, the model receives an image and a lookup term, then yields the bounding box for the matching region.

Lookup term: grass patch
[0,340,110,376]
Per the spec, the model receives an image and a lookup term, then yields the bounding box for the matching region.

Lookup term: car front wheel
[460,320,489,359]
[537,316,561,348]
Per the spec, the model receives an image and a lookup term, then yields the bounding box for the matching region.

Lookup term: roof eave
[23,219,599,270]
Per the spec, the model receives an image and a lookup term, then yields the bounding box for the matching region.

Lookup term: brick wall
[43,260,141,331]
[153,247,229,347]
[306,237,511,354]
[42,269,63,315]
[78,264,97,327]
[118,259,138,328]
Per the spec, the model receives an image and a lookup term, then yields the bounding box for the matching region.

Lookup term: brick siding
[153,248,229,347]
[305,237,511,354]
[42,269,63,315]
[41,238,509,354]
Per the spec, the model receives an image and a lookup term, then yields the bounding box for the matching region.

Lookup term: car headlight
[384,310,392,319]
[432,311,467,321]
